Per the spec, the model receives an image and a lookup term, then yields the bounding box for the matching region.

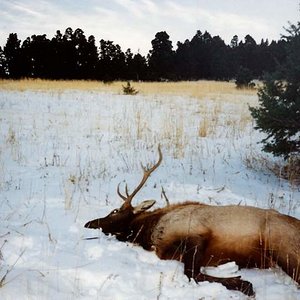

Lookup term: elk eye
[112,209,119,214]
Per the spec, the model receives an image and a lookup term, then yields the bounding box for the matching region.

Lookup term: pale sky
[0,0,299,54]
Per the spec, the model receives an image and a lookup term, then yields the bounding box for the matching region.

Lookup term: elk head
[84,146,163,239]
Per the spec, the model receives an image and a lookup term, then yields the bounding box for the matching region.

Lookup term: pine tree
[148,31,174,80]
[249,21,300,160]
[3,33,22,78]
[0,46,6,78]
[235,66,254,88]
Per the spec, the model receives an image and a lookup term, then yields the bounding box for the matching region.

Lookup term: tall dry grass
[0,79,259,158]
[0,79,257,101]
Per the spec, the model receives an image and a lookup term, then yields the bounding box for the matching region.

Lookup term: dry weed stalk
[199,118,208,138]
[272,157,300,186]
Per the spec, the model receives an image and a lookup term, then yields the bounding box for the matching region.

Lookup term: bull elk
[84,146,300,296]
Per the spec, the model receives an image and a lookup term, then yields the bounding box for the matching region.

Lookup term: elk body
[85,147,300,296]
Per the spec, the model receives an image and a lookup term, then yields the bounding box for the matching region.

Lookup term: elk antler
[117,145,163,207]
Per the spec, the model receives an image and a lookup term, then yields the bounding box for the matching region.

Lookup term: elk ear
[133,200,156,214]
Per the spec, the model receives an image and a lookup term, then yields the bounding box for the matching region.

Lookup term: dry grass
[0,79,259,158]
[0,79,257,100]
[137,80,258,99]
[0,78,260,162]
[272,157,300,186]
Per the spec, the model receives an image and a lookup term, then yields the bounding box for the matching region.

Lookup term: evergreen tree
[3,33,23,78]
[175,39,193,80]
[148,31,175,80]
[50,30,64,79]
[97,39,126,80]
[124,48,134,80]
[210,35,230,80]
[249,21,300,159]
[72,28,98,79]
[228,35,241,78]
[189,30,213,79]
[85,35,99,79]
[237,35,258,77]
[124,49,148,80]
[235,66,254,88]
[20,37,34,77]
[131,52,148,81]
[62,27,77,79]
[73,28,87,78]
[0,46,6,78]
[30,34,52,78]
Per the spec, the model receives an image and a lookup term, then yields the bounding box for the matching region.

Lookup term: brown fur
[85,201,300,296]
[84,148,300,296]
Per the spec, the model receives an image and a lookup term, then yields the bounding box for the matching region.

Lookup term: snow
[0,89,300,299]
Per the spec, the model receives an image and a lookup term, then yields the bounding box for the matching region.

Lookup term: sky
[0,0,299,55]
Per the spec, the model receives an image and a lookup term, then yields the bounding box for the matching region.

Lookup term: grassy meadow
[0,78,257,97]
[0,79,259,149]
[1,79,299,299]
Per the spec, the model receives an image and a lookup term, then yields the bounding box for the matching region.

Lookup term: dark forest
[0,27,290,81]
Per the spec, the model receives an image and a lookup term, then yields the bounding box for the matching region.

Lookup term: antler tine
[128,145,163,201]
[117,182,127,201]
[125,184,130,197]
[116,146,163,206]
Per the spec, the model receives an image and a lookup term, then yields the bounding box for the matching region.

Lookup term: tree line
[0,27,290,81]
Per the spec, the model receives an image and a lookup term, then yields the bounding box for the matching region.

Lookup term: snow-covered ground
[0,89,299,299]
